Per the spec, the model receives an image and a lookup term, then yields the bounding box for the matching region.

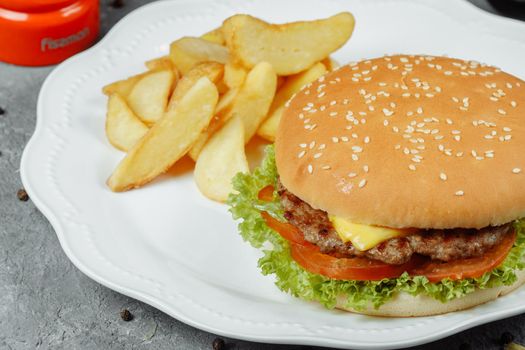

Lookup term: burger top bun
[275,55,525,229]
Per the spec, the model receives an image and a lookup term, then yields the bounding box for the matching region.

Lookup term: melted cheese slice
[329,216,407,251]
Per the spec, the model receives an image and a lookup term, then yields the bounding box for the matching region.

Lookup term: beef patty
[277,181,513,265]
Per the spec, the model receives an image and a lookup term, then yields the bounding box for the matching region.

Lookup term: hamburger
[228,54,525,316]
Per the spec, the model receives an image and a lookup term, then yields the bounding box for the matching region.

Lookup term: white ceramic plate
[21,0,525,348]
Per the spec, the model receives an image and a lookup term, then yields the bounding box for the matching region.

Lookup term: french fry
[228,61,277,142]
[107,77,218,192]
[167,62,224,110]
[223,62,247,89]
[188,88,239,161]
[102,71,150,97]
[321,56,340,71]
[145,56,175,71]
[201,28,225,45]
[223,12,354,75]
[127,69,175,124]
[169,37,229,74]
[105,94,149,151]
[194,116,249,202]
[258,62,327,141]
[189,62,275,160]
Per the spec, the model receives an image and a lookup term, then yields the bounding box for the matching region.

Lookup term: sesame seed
[454,135,461,141]
[363,165,369,173]
[383,120,389,126]
[313,153,322,159]
[352,146,363,153]
[498,109,507,115]
[348,172,357,178]
[318,144,326,150]
[307,164,313,174]
[298,151,306,158]
[417,107,423,114]
[440,172,447,181]
[329,111,338,117]
[322,165,331,170]
[394,144,401,150]
[511,101,517,108]
[513,168,522,174]
[455,190,464,196]
[408,164,416,171]
[382,108,394,117]
[332,137,339,143]
[351,154,359,161]
[299,143,307,148]
[364,136,370,144]
[503,127,512,132]
[358,179,367,188]
[504,135,512,141]
[434,135,444,140]
[452,97,459,103]
[309,141,316,149]
[446,118,453,125]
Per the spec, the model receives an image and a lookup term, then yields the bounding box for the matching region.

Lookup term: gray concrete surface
[1,0,525,349]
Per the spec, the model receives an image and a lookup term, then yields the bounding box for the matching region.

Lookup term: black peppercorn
[120,309,133,321]
[212,337,225,350]
[110,0,124,8]
[17,189,29,202]
[0,107,5,115]
[500,332,515,345]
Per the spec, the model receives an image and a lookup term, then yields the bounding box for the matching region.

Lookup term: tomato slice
[290,243,422,280]
[409,230,516,282]
[257,186,517,282]
[261,211,310,246]
[257,185,275,202]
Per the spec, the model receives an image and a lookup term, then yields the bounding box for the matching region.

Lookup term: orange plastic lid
[0,0,99,66]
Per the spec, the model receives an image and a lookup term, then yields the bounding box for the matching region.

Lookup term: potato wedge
[258,62,326,141]
[167,62,224,110]
[194,116,248,202]
[228,61,277,141]
[201,27,225,45]
[223,62,247,89]
[223,12,354,75]
[145,56,174,71]
[105,94,149,151]
[107,77,218,192]
[169,37,229,74]
[127,69,175,124]
[187,88,239,161]
[102,71,150,97]
[322,56,340,71]
[192,61,276,157]
[257,106,284,142]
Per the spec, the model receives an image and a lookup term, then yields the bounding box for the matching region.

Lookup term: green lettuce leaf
[227,145,525,310]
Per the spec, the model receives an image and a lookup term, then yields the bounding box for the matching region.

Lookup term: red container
[0,0,99,66]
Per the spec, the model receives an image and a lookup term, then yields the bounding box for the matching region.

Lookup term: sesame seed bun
[335,268,525,317]
[275,55,525,229]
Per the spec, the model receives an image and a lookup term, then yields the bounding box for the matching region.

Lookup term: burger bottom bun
[336,269,525,317]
